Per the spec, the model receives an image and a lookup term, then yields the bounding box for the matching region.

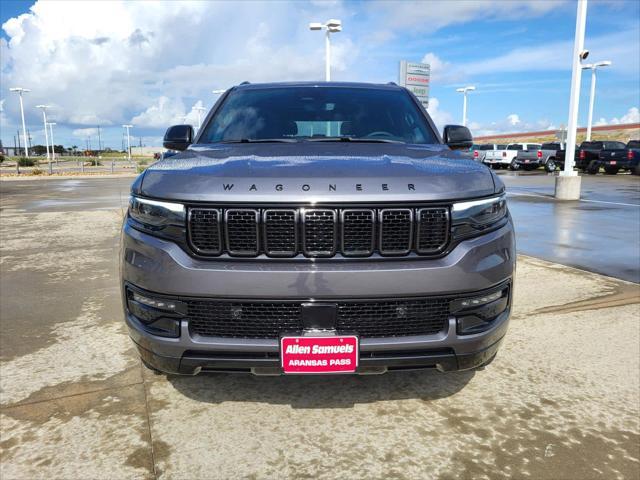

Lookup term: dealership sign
[399,60,430,108]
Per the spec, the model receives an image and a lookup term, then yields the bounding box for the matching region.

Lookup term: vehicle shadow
[165,369,475,409]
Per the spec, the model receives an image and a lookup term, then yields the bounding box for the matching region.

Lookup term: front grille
[187,297,449,339]
[188,206,450,258]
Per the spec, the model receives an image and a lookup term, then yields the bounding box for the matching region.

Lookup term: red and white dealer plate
[281,335,358,374]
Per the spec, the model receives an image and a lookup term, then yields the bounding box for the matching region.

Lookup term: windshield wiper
[306,136,404,144]
[218,138,298,144]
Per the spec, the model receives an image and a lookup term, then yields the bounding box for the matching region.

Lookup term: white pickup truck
[483,143,541,169]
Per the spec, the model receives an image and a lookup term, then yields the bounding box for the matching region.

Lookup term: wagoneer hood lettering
[141,144,497,202]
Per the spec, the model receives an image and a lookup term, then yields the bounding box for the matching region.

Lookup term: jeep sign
[399,60,430,108]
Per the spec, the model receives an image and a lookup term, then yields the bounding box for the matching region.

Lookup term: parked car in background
[485,143,540,170]
[514,142,563,172]
[573,141,625,174]
[473,144,506,163]
[597,140,640,175]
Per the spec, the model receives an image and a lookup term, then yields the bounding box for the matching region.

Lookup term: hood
[140,143,497,203]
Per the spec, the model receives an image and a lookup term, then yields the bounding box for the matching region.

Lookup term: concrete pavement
[1,182,639,479]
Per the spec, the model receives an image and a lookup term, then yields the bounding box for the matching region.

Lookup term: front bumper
[121,220,515,375]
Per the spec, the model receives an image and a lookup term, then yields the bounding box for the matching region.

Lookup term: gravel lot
[1,180,639,479]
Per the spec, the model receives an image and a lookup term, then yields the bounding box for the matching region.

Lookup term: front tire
[587,160,600,175]
[510,160,520,171]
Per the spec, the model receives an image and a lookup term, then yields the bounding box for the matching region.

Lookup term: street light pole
[582,60,612,141]
[123,124,133,162]
[193,106,207,130]
[309,19,342,81]
[455,86,476,126]
[36,105,51,163]
[48,122,56,163]
[10,87,31,158]
[555,0,588,200]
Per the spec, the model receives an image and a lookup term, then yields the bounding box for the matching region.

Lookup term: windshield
[628,140,640,149]
[199,86,439,144]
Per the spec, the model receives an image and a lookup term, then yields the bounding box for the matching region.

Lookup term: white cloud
[469,114,556,137]
[377,0,568,33]
[72,127,98,138]
[594,107,640,126]
[426,97,453,130]
[0,0,358,132]
[420,52,461,84]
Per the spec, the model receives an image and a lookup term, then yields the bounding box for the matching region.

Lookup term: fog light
[460,290,502,308]
[133,292,178,311]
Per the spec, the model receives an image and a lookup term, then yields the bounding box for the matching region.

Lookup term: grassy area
[476,126,640,145]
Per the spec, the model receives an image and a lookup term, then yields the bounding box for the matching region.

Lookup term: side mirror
[443,125,473,150]
[163,125,194,151]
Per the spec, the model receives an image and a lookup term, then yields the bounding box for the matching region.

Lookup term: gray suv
[121,82,515,376]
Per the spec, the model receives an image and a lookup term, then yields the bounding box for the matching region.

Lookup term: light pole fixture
[10,87,31,158]
[212,89,226,95]
[47,122,57,163]
[123,124,133,161]
[309,19,342,81]
[36,105,51,162]
[555,0,588,201]
[455,86,476,127]
[581,60,611,141]
[193,105,207,130]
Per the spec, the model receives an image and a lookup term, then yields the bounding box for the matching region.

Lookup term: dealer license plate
[281,336,358,374]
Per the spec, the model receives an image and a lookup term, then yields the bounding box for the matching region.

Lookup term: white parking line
[507,190,640,207]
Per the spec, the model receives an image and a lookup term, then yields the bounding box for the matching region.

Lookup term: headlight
[451,194,508,239]
[128,196,185,240]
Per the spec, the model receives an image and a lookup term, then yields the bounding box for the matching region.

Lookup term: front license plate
[281,336,358,374]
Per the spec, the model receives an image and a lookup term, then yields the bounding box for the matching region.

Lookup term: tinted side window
[581,141,603,149]
[541,143,560,150]
[507,144,523,150]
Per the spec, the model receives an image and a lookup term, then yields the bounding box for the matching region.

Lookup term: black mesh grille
[342,209,375,255]
[264,209,297,256]
[417,208,449,253]
[189,209,221,254]
[189,302,302,338]
[337,299,449,337]
[187,297,449,338]
[225,209,259,255]
[303,209,336,256]
[188,205,450,258]
[379,209,413,254]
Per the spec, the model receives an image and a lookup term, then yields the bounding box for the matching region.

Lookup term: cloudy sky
[1,0,639,150]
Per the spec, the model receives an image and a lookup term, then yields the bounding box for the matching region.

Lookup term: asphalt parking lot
[1,173,639,479]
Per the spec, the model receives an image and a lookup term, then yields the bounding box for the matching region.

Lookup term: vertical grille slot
[225,209,259,256]
[416,208,449,253]
[379,209,413,255]
[263,209,298,257]
[341,209,375,256]
[302,209,337,257]
[188,208,222,255]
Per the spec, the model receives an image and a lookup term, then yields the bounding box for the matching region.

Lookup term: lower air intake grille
[187,297,449,339]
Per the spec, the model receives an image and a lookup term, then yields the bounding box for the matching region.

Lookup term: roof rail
[239,81,251,85]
